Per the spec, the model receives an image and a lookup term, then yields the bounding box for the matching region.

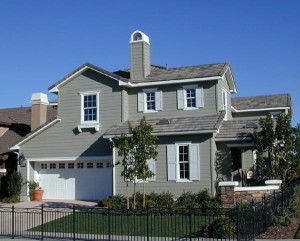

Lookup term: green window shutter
[138,92,145,112]
[189,144,200,180]
[196,87,204,108]
[147,159,156,181]
[155,90,163,111]
[177,89,185,109]
[167,145,177,180]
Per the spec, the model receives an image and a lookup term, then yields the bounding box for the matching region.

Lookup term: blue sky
[0,1,299,126]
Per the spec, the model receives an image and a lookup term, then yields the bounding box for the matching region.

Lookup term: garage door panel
[38,161,112,200]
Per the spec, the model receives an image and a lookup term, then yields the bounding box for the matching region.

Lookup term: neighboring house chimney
[130,30,151,80]
[31,93,49,131]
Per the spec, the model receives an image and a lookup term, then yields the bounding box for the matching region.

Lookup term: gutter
[103,129,217,139]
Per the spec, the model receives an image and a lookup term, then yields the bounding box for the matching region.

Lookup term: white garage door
[38,161,112,200]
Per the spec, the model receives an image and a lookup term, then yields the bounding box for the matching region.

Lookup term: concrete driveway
[0,200,98,237]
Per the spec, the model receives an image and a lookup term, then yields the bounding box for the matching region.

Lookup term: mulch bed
[258,217,300,239]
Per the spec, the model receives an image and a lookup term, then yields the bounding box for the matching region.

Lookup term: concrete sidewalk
[0,199,97,209]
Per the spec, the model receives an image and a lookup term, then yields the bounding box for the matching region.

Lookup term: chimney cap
[31,93,49,105]
[130,30,150,45]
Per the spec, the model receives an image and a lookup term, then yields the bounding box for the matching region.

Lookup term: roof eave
[223,66,237,93]
[120,76,222,88]
[48,66,128,93]
[103,129,217,139]
[231,106,290,113]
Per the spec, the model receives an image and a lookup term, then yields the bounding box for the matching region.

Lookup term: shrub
[1,195,20,203]
[7,171,23,197]
[176,191,200,208]
[98,194,127,208]
[200,215,236,238]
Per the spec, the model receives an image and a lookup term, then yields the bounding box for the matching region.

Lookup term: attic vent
[133,32,142,41]
[244,122,257,129]
[156,119,171,125]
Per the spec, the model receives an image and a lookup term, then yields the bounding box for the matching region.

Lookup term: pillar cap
[219,181,239,187]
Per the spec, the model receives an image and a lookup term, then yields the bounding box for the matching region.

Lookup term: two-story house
[10,30,291,201]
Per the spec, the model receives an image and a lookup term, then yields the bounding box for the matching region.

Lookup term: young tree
[253,113,300,184]
[113,116,158,208]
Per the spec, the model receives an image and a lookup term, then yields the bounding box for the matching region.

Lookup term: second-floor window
[138,89,163,113]
[78,91,100,132]
[222,89,228,120]
[177,85,204,110]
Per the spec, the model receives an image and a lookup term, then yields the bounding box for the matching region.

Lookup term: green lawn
[30,211,216,237]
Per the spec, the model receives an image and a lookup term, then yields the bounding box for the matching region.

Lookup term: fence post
[73,205,75,241]
[41,204,44,240]
[12,205,15,239]
[108,207,111,241]
[252,200,255,239]
[236,203,240,241]
[146,207,149,241]
[189,208,192,241]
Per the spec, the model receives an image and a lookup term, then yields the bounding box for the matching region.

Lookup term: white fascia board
[49,66,128,93]
[9,118,61,150]
[27,156,113,162]
[222,66,237,93]
[231,106,290,113]
[215,137,252,142]
[120,76,221,88]
[103,129,217,139]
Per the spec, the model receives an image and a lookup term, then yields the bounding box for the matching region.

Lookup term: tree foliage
[113,116,158,208]
[253,113,300,184]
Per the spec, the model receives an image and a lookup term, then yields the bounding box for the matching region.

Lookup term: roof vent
[156,119,171,125]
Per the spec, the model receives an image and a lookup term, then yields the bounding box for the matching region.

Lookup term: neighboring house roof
[216,119,260,141]
[232,94,291,111]
[0,107,31,154]
[103,112,225,138]
[0,106,57,153]
[49,62,236,93]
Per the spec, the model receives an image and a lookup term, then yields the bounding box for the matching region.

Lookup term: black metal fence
[0,186,295,241]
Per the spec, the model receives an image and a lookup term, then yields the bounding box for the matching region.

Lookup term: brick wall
[219,180,282,207]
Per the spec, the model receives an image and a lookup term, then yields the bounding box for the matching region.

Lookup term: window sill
[77,123,100,133]
[183,107,199,111]
[144,110,158,113]
[176,180,193,183]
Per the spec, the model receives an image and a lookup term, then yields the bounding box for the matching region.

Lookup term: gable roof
[48,63,129,93]
[103,112,225,138]
[232,94,291,112]
[0,106,57,153]
[49,62,236,93]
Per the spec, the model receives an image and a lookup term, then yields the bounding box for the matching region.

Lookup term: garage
[37,160,112,200]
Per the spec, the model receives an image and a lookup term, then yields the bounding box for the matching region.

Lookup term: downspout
[210,133,216,197]
[109,138,116,196]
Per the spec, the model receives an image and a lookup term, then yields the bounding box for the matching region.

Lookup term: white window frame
[78,91,100,132]
[138,88,163,113]
[167,142,200,182]
[178,85,204,110]
[222,88,228,120]
[134,158,156,183]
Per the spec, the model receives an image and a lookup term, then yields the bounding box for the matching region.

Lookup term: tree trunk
[133,182,136,209]
[126,181,129,209]
[143,169,146,208]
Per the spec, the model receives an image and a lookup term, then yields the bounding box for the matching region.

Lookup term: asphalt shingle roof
[216,119,260,140]
[104,112,225,137]
[232,94,291,110]
[115,63,230,83]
